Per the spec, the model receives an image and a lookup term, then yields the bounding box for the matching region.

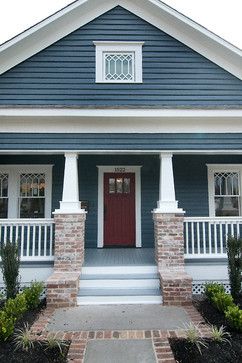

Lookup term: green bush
[0,240,20,299]
[225,305,242,332]
[4,293,27,320]
[0,310,16,341]
[211,291,234,313]
[23,281,44,310]
[227,236,242,299]
[204,282,225,301]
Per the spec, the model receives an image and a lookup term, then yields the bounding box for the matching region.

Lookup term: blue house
[0,0,241,307]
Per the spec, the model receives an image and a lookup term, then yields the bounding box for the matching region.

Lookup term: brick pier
[153,213,192,306]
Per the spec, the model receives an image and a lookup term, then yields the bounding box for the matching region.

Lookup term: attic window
[94,41,144,83]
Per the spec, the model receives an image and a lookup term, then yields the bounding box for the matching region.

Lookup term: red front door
[104,173,136,247]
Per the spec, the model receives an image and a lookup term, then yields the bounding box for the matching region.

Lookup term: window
[0,173,8,218]
[108,177,131,194]
[94,41,144,83]
[0,166,52,219]
[207,165,242,216]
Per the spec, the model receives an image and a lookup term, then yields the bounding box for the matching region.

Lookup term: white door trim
[97,165,142,248]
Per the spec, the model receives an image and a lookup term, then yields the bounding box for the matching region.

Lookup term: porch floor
[84,248,155,267]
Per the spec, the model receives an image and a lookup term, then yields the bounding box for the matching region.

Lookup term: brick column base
[47,212,86,308]
[153,212,192,306]
[46,272,80,308]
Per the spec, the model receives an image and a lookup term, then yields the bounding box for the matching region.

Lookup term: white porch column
[54,152,85,213]
[154,153,184,214]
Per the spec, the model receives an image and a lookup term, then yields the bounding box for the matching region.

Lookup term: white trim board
[1,115,242,133]
[2,150,242,155]
[97,165,142,248]
[0,0,241,79]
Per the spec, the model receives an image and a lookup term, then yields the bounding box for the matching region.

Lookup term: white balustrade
[184,217,242,258]
[0,219,54,261]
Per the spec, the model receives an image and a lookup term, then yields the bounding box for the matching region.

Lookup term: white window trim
[207,164,242,217]
[97,165,142,248]
[0,165,53,219]
[94,41,144,83]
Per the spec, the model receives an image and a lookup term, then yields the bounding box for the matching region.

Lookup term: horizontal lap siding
[1,133,242,150]
[174,155,242,216]
[0,6,241,106]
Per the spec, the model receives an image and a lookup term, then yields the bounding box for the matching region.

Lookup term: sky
[0,0,241,49]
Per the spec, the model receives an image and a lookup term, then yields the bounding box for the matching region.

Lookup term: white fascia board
[0,108,241,118]
[0,0,241,79]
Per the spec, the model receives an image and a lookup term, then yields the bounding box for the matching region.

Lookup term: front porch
[1,152,241,306]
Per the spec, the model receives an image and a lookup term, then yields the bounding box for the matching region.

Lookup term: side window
[208,166,241,217]
[213,172,240,216]
[0,173,8,218]
[19,173,46,218]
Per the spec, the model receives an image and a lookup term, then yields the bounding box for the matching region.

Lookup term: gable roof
[0,0,241,79]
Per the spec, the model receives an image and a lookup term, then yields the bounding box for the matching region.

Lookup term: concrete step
[77,295,162,305]
[78,287,161,297]
[79,279,160,289]
[81,265,158,277]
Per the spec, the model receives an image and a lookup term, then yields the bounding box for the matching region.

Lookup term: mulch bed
[0,299,69,363]
[169,295,242,363]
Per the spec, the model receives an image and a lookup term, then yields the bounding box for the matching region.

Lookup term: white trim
[0,165,53,218]
[94,41,144,83]
[97,165,142,248]
[207,164,242,217]
[0,108,241,118]
[0,0,241,79]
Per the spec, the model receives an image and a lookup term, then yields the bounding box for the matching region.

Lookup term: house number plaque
[114,167,126,172]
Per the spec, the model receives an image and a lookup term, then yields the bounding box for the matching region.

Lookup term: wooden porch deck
[84,248,155,267]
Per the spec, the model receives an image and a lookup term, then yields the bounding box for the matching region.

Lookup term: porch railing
[0,219,54,262]
[184,217,242,258]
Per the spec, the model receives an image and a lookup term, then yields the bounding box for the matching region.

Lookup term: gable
[0,6,241,108]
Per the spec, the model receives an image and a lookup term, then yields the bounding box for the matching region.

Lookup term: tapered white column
[54,152,85,214]
[154,153,184,214]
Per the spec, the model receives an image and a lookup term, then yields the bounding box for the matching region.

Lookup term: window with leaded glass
[94,41,144,83]
[19,173,46,218]
[104,53,134,81]
[213,172,240,216]
[208,165,242,217]
[0,173,8,218]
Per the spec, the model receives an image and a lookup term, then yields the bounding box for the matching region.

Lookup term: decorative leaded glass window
[104,53,134,81]
[0,173,8,218]
[207,165,242,217]
[214,172,240,216]
[19,173,46,218]
[94,41,144,83]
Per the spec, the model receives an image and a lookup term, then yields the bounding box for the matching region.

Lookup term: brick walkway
[30,304,212,363]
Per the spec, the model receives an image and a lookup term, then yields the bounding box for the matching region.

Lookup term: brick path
[30,304,212,363]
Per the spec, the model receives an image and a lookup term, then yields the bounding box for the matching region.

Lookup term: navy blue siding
[174,155,242,216]
[1,133,242,150]
[0,6,241,107]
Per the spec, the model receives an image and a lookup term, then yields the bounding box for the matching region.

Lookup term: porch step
[78,265,162,305]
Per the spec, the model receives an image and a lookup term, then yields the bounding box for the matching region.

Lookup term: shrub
[0,310,16,341]
[23,281,44,310]
[211,291,234,313]
[0,240,20,299]
[204,282,225,301]
[225,305,242,332]
[227,236,242,299]
[4,293,27,320]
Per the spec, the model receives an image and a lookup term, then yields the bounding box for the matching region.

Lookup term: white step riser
[79,279,160,289]
[82,265,158,275]
[77,295,162,305]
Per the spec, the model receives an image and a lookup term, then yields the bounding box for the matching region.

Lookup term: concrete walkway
[47,304,191,331]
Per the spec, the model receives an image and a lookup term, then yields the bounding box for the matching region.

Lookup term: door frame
[97,165,142,248]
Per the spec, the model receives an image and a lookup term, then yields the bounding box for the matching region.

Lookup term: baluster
[26,224,30,257]
[202,222,206,254]
[20,225,24,257]
[197,222,200,254]
[191,222,195,254]
[32,225,36,256]
[208,222,212,254]
[9,224,13,242]
[214,222,218,254]
[44,224,47,257]
[49,223,53,256]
